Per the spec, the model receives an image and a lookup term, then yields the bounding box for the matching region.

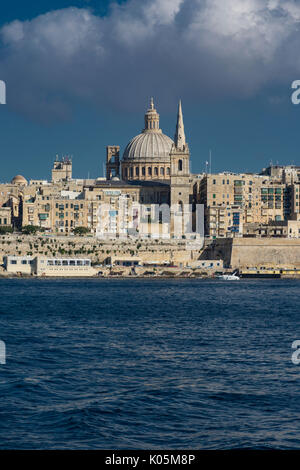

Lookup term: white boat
[217,270,240,280]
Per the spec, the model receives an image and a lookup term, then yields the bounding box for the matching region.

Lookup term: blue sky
[0,0,300,182]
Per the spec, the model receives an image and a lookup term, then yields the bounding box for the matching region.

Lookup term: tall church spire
[174,100,186,150]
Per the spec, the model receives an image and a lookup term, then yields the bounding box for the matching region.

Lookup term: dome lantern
[144,97,160,132]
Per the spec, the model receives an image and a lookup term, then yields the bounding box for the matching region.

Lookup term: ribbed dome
[123,131,173,163]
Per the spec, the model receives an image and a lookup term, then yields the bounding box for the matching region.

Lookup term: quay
[2,254,300,279]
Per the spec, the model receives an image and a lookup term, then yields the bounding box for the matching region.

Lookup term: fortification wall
[230,238,300,269]
[201,237,300,269]
[0,234,199,266]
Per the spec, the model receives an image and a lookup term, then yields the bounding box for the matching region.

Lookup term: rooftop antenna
[209,149,212,174]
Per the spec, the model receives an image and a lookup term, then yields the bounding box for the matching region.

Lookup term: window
[178,160,183,171]
[154,167,158,176]
[160,167,164,176]
[135,167,139,176]
[148,167,152,176]
[142,167,145,176]
[10,260,17,265]
[166,167,170,175]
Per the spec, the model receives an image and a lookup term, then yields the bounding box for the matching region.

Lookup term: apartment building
[199,173,287,238]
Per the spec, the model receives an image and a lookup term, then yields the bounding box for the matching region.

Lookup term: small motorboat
[216,270,240,280]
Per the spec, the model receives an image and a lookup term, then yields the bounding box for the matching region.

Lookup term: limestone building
[199,173,287,238]
[3,98,300,240]
[52,157,72,183]
[15,98,194,237]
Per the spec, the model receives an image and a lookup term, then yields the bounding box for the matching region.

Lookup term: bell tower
[170,101,191,237]
[52,156,72,183]
[106,146,120,180]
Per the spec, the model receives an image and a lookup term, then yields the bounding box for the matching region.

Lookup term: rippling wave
[0,278,300,449]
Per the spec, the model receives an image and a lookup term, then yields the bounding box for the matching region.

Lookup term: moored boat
[216,270,240,280]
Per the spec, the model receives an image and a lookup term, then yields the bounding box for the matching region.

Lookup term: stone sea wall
[0,234,202,266]
[201,238,300,269]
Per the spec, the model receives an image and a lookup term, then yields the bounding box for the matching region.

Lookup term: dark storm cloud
[1,0,300,121]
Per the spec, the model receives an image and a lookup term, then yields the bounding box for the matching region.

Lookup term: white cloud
[188,0,299,60]
[1,0,300,121]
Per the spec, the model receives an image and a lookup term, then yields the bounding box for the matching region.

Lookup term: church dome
[123,132,173,163]
[11,175,27,185]
[122,98,173,163]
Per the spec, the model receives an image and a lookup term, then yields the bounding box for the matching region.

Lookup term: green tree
[73,227,90,236]
[22,225,39,235]
[0,226,13,234]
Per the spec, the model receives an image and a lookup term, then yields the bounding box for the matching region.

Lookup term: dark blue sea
[0,278,300,449]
